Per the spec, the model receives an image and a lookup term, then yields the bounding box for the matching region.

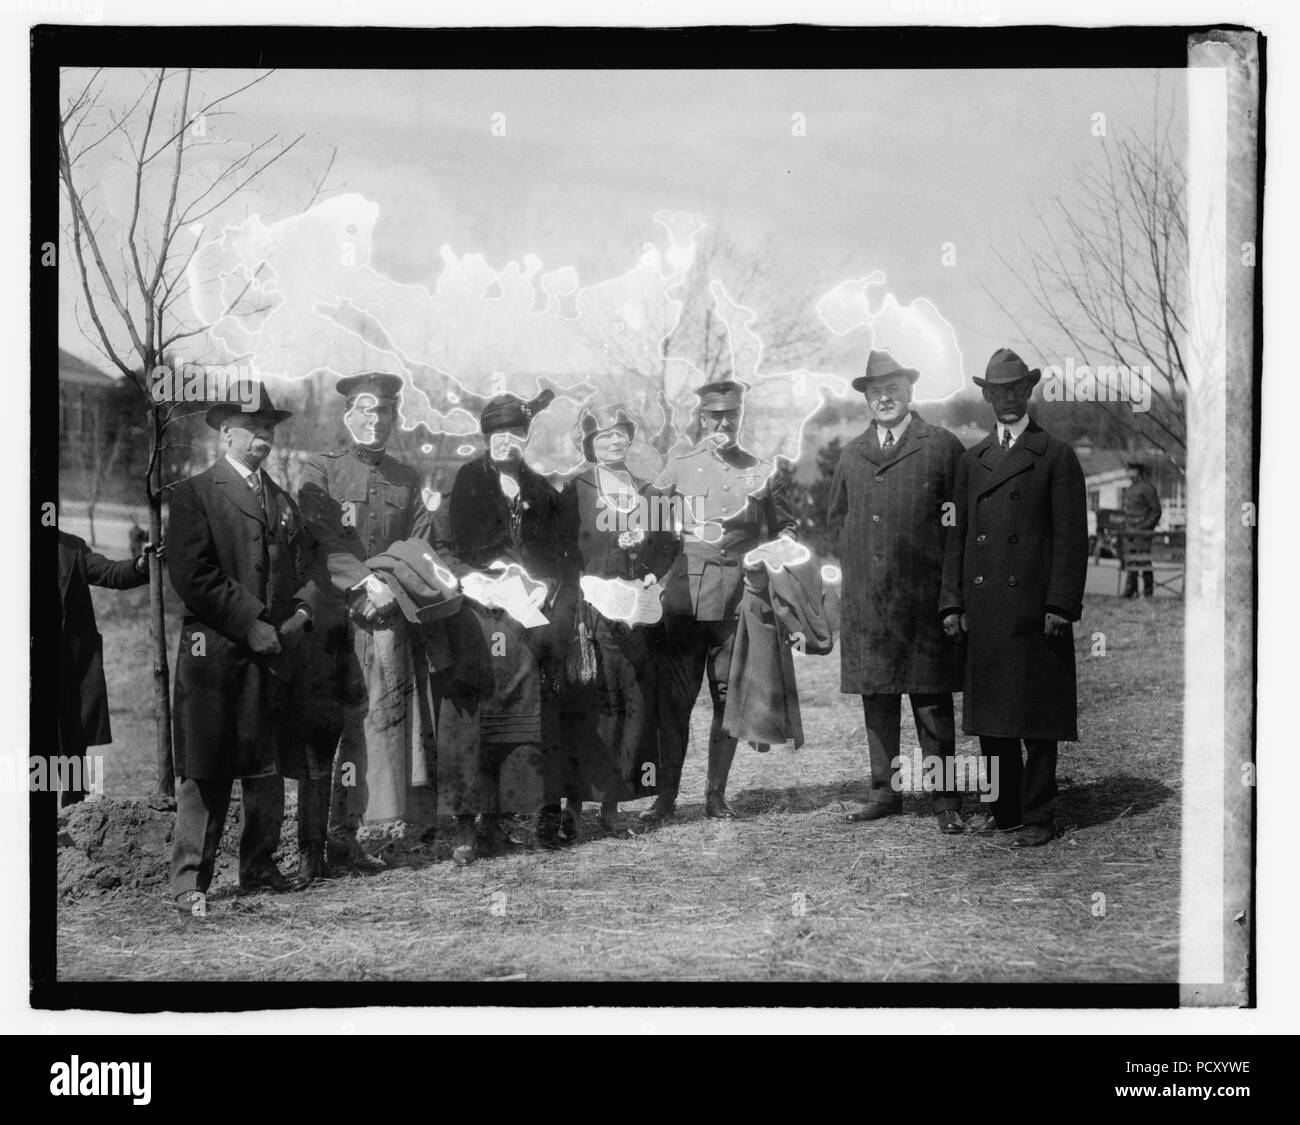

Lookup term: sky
[57,66,1187,469]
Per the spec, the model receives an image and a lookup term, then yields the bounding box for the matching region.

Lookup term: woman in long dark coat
[554,406,679,838]
[432,390,568,863]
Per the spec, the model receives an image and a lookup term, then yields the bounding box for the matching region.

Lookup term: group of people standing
[161,368,800,920]
[96,340,1091,922]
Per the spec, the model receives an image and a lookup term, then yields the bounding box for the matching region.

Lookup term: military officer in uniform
[299,372,436,871]
[644,379,797,822]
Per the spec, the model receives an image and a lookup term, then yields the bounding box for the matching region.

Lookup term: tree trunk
[147,410,175,803]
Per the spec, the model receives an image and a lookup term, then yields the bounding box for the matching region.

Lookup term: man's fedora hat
[851,349,921,393]
[575,403,637,461]
[205,381,293,431]
[974,347,1042,388]
[336,371,405,402]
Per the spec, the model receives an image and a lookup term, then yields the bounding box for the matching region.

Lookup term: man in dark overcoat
[57,532,150,807]
[826,350,967,833]
[646,379,798,822]
[298,372,436,872]
[168,383,324,918]
[940,348,1088,847]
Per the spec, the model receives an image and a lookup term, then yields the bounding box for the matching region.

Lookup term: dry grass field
[54,585,1181,983]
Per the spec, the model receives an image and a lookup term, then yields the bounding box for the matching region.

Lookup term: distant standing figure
[1122,460,1163,599]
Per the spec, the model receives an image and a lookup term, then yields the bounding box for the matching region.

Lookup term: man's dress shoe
[327,835,386,873]
[238,866,312,894]
[845,797,901,823]
[966,814,1024,834]
[1011,825,1054,848]
[638,796,677,824]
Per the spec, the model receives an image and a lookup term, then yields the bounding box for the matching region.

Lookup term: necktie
[882,429,895,452]
[248,471,272,523]
[1001,428,1012,451]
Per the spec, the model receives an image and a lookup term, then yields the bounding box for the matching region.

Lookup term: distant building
[59,348,124,444]
[58,348,149,504]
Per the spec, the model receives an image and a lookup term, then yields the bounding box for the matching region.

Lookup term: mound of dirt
[56,791,305,901]
[55,789,459,900]
[58,798,174,899]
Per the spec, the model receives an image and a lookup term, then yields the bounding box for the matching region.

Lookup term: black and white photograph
[7,1,1293,1065]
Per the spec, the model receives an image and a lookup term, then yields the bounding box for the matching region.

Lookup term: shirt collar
[225,453,259,482]
[998,414,1031,446]
[876,412,912,445]
[351,443,386,466]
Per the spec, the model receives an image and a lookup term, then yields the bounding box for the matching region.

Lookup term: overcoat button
[872,555,882,564]
[875,475,885,483]
[974,575,984,585]
[976,534,986,544]
[1010,490,1020,500]
[1008,577,1018,587]
[1008,534,1018,543]
[872,514,881,523]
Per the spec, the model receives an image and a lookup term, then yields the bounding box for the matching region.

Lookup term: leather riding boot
[705,717,739,819]
[297,777,333,879]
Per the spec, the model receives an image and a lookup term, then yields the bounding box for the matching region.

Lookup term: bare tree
[59,67,332,801]
[983,114,1189,465]
[582,222,837,455]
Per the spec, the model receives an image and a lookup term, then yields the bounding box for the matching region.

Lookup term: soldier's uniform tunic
[299,443,436,830]
[653,440,797,801]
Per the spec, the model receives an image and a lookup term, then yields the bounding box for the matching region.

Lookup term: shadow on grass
[733,773,1176,832]
[1055,774,1176,830]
